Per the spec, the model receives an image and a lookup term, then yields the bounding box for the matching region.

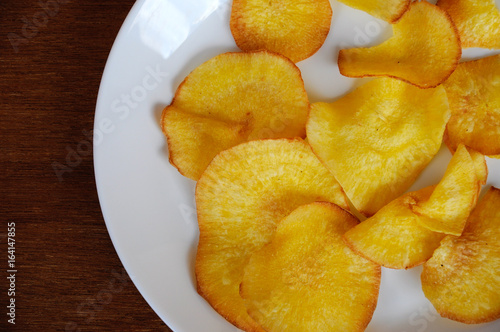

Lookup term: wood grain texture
[0,1,172,331]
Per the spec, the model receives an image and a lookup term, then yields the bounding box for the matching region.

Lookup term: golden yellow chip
[338,1,461,88]
[437,0,500,49]
[336,0,410,23]
[230,0,332,63]
[470,148,488,186]
[443,54,500,156]
[161,51,309,180]
[343,187,446,270]
[421,186,500,324]
[195,139,348,332]
[412,144,482,236]
[306,78,450,216]
[241,202,381,332]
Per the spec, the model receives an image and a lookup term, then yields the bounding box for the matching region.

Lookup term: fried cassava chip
[336,0,410,23]
[240,202,380,332]
[421,186,500,324]
[437,0,500,49]
[230,0,332,63]
[338,1,461,88]
[470,148,488,186]
[307,77,450,216]
[161,51,309,180]
[195,139,348,332]
[413,144,484,236]
[343,187,446,269]
[443,54,500,156]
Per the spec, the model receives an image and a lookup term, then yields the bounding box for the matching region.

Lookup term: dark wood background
[1,1,172,331]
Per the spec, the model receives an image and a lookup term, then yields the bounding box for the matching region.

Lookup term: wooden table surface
[1,1,172,331]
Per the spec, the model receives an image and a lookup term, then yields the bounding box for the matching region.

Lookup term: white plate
[94,0,500,331]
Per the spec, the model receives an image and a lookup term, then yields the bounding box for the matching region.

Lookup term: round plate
[94,0,500,331]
